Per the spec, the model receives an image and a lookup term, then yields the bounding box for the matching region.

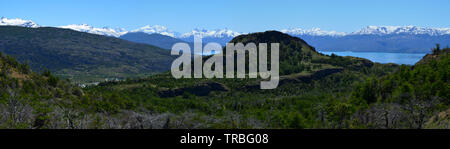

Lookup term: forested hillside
[0,51,177,129]
[349,46,449,128]
[0,51,83,128]
[0,26,174,83]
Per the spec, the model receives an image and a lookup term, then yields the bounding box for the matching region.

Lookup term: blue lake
[319,51,428,65]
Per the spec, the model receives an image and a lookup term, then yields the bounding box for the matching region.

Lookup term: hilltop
[229,31,374,75]
[416,45,450,65]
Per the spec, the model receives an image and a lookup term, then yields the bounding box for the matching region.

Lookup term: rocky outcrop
[282,68,344,84]
[416,48,449,65]
[158,82,229,97]
[244,68,344,90]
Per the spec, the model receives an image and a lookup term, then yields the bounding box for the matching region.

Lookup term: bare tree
[403,97,440,129]
[0,90,34,128]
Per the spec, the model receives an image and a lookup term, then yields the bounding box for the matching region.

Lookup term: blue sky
[2,0,450,33]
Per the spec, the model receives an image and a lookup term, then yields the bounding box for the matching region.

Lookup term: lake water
[319,51,428,65]
[198,50,427,65]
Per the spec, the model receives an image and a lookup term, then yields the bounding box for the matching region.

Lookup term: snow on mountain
[58,24,128,37]
[180,29,242,38]
[282,26,450,36]
[3,17,450,37]
[131,25,176,37]
[352,26,450,36]
[281,28,347,36]
[0,17,39,28]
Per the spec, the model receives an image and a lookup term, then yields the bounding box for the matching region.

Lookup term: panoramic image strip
[0,0,448,147]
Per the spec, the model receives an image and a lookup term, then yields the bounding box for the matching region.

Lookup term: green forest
[0,31,448,129]
[0,26,175,83]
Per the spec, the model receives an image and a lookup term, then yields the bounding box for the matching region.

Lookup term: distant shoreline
[318,51,427,65]
[318,50,429,54]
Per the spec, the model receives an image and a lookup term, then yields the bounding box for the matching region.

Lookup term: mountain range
[281,26,450,36]
[281,27,450,53]
[2,17,450,53]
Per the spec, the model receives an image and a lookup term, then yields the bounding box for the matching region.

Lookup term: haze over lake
[319,51,428,65]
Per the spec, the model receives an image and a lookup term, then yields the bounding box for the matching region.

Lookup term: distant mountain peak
[282,26,450,36]
[352,26,450,36]
[58,24,128,37]
[281,28,347,36]
[0,17,39,28]
[181,28,242,38]
[131,25,176,37]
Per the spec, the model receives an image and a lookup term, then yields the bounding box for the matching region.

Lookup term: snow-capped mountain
[59,24,128,37]
[352,26,450,36]
[177,29,242,46]
[281,28,347,36]
[180,29,242,38]
[0,17,39,28]
[2,17,450,53]
[58,24,177,38]
[131,25,176,37]
[282,26,450,36]
[3,17,450,37]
